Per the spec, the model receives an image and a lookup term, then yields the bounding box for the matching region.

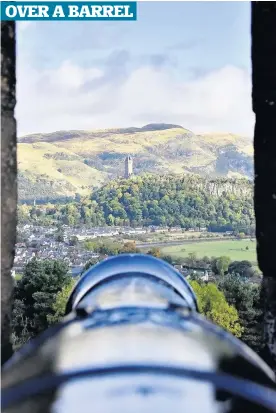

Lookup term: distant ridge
[18,123,186,142]
[17,123,253,201]
[141,123,185,131]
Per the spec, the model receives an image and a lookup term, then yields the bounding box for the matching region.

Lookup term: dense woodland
[18,175,255,234]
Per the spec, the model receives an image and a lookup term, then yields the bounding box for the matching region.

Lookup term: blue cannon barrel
[2,254,276,413]
[65,254,198,314]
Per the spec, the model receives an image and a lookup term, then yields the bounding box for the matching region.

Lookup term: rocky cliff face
[202,179,253,198]
[167,175,253,198]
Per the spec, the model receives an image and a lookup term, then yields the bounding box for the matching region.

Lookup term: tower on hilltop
[124,155,133,179]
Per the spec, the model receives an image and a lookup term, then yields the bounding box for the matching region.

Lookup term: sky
[16,1,254,137]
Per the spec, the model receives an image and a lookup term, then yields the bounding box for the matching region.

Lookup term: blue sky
[17,1,254,137]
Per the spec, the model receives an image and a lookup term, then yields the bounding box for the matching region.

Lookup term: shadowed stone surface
[252,2,276,373]
[1,21,17,365]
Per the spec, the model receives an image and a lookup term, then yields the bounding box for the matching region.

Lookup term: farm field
[161,239,257,264]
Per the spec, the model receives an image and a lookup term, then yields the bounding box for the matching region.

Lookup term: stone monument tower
[124,155,133,178]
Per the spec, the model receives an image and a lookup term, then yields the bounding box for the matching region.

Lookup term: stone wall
[1,21,17,364]
[252,2,276,373]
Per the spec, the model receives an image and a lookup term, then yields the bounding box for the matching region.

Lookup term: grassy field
[161,239,257,264]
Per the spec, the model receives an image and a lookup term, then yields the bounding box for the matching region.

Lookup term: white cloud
[17,21,33,32]
[42,60,102,91]
[16,55,254,137]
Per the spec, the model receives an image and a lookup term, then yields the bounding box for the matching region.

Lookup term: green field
[161,239,257,264]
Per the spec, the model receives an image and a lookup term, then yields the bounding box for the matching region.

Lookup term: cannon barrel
[2,254,276,413]
[65,253,198,314]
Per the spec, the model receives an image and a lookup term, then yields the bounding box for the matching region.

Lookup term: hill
[18,123,253,201]
[90,174,254,231]
[19,174,255,234]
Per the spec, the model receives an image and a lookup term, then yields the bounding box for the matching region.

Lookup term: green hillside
[18,123,253,201]
[19,174,255,235]
[90,174,254,231]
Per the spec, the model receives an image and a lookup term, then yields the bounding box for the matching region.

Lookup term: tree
[202,256,211,265]
[189,272,202,281]
[56,231,64,242]
[17,204,31,224]
[14,274,22,282]
[11,299,33,351]
[47,277,77,325]
[107,214,115,226]
[161,254,174,264]
[189,281,243,338]
[82,258,101,274]
[12,258,70,347]
[218,275,264,352]
[84,239,97,251]
[121,241,140,253]
[214,256,231,275]
[186,252,197,267]
[228,260,255,278]
[147,247,161,258]
[69,236,79,246]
